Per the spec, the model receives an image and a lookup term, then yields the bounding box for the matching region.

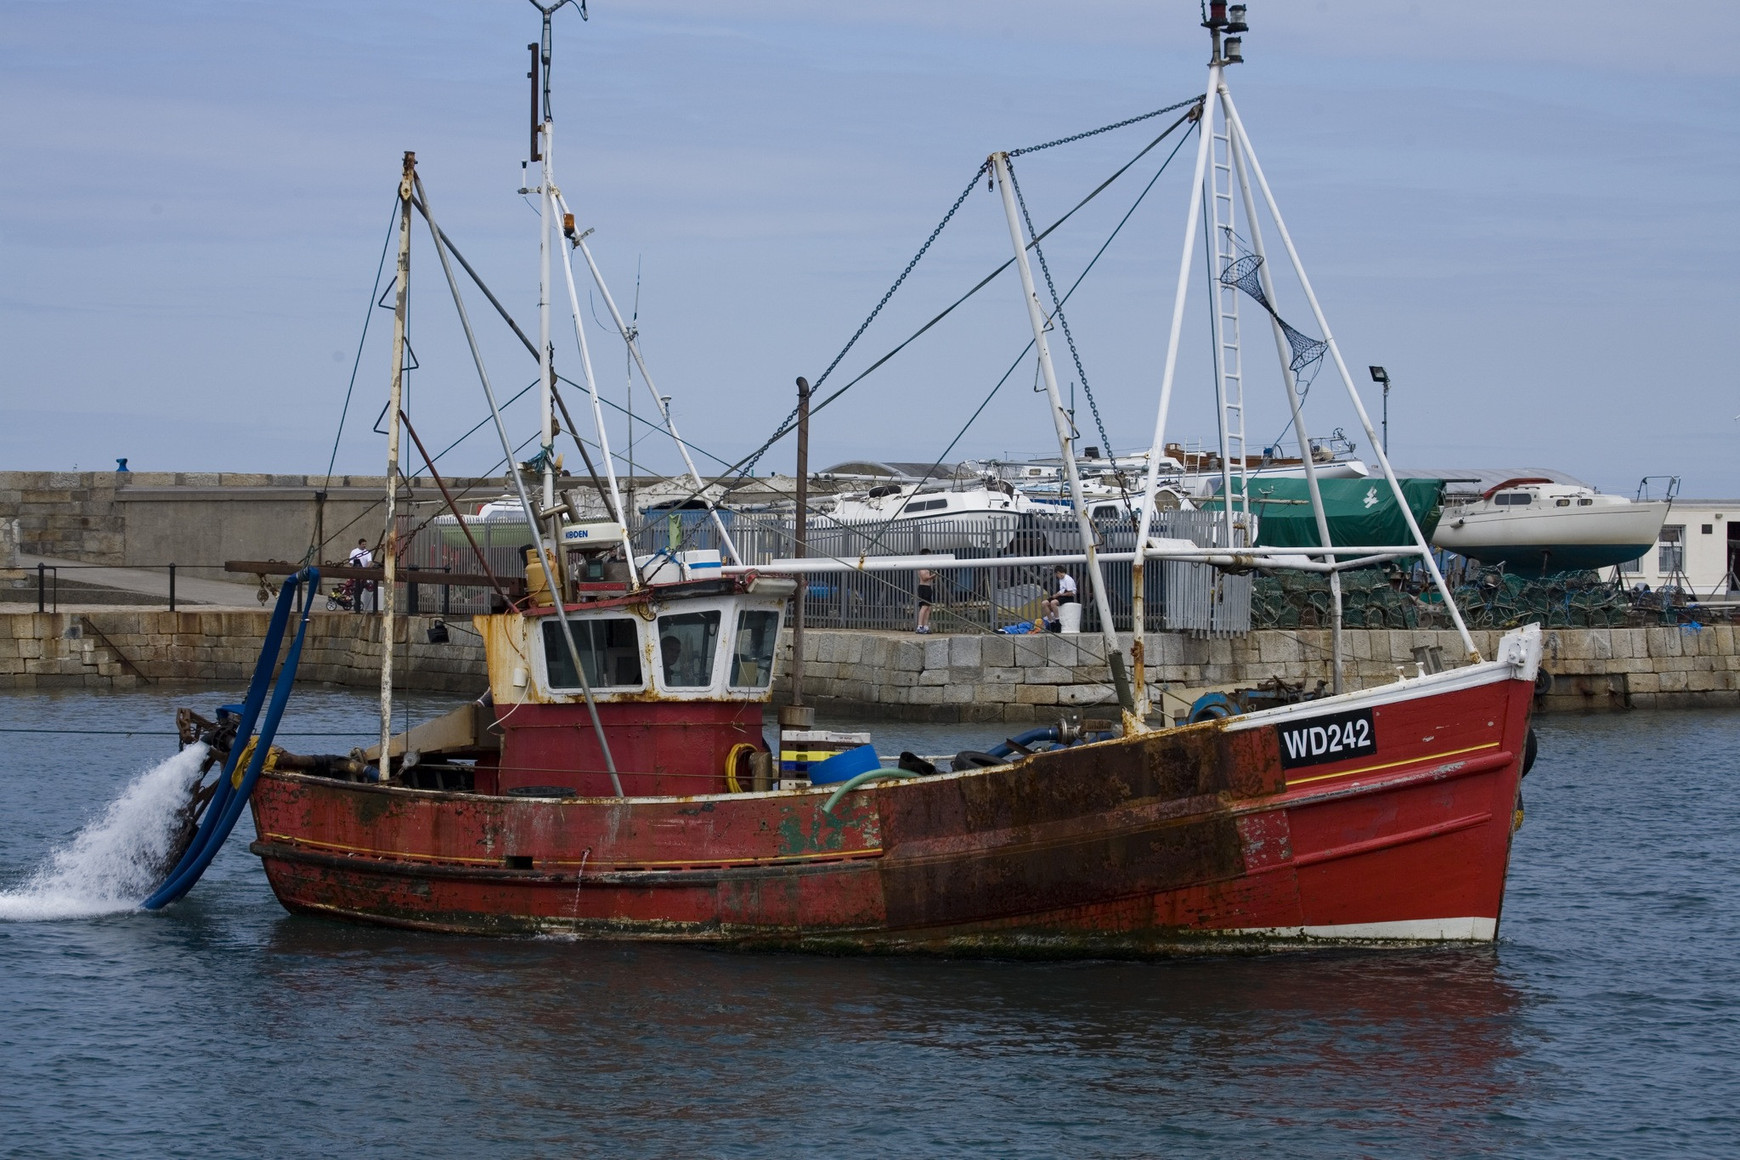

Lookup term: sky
[1,0,1736,497]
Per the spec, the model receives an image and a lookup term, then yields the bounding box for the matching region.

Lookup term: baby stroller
[325,580,360,611]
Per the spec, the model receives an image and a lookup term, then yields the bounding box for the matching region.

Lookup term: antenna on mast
[528,0,586,132]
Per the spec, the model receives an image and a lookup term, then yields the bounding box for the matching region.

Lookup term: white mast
[550,195,636,572]
[562,216,745,566]
[1217,87,1479,661]
[990,151,1138,728]
[537,24,556,517]
[1221,97,1343,690]
[1129,66,1216,719]
[378,151,415,774]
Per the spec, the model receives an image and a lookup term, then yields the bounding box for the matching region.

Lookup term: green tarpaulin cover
[1199,477,1445,549]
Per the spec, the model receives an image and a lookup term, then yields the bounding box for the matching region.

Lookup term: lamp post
[1369,366,1391,455]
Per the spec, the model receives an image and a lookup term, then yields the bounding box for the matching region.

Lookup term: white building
[1614,500,1739,596]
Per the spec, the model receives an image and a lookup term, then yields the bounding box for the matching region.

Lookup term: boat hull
[247,642,1537,954]
[1433,502,1669,576]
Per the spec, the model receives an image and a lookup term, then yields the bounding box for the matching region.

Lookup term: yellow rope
[724,743,757,794]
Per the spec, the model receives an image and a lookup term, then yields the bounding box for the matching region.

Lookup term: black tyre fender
[1522,726,1539,778]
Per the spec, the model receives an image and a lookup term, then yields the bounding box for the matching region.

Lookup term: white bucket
[1058,602,1084,634]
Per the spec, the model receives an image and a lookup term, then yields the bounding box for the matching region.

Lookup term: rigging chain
[1008,95,1203,158]
[1005,157,1115,464]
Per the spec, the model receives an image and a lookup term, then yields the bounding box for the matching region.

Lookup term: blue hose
[987,726,1062,758]
[142,567,318,910]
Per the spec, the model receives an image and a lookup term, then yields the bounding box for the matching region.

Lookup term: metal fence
[401,507,1252,636]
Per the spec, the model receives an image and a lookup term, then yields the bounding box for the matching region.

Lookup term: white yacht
[1432,477,1671,577]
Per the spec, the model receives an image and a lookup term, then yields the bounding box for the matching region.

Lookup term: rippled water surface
[2,686,1737,1157]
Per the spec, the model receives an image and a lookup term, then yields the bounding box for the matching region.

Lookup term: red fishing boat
[238,596,1539,949]
[150,4,1542,952]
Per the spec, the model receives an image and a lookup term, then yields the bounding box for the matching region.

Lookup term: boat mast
[537,21,557,518]
[1216,87,1479,661]
[1130,42,1218,720]
[563,222,745,566]
[1221,92,1344,691]
[1207,86,1251,548]
[550,199,636,571]
[379,150,415,774]
[990,152,1137,728]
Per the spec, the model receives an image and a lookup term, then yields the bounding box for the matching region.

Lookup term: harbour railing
[401,508,1253,635]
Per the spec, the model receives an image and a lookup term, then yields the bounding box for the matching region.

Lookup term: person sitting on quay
[1042,565,1078,630]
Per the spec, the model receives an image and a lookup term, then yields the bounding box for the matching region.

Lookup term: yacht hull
[1433,502,1668,576]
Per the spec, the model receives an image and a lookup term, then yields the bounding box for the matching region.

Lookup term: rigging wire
[679,100,1203,520]
[309,197,402,560]
[835,120,1200,559]
[738,162,990,479]
[650,116,1199,586]
[309,98,1203,598]
[1005,158,1114,464]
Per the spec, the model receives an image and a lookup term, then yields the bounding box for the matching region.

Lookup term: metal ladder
[1208,112,1250,548]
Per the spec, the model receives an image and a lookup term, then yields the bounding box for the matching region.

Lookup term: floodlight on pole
[1369,366,1391,455]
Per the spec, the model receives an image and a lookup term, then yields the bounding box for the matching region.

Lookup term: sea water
[0,743,206,921]
[1,684,1738,1157]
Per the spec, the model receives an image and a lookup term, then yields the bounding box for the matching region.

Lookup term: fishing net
[1218,250,1328,377]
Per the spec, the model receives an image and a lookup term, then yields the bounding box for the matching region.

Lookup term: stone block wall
[0,611,484,693]
[0,472,128,562]
[1,612,1734,718]
[0,471,500,568]
[772,625,1740,722]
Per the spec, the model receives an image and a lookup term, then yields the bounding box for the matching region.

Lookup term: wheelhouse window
[729,610,781,689]
[657,610,721,688]
[1494,492,1531,506]
[1659,525,1685,574]
[543,617,643,690]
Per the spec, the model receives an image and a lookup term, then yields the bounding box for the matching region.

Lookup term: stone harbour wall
[773,624,1740,722]
[0,612,1733,720]
[0,470,497,569]
[0,611,485,693]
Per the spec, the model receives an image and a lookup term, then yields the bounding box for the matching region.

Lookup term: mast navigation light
[1227,5,1249,33]
[1223,36,1244,64]
[1369,366,1389,384]
[1205,2,1228,29]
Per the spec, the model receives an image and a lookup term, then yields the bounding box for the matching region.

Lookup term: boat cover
[1201,478,1445,550]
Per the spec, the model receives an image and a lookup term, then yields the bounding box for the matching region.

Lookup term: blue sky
[2,0,1736,496]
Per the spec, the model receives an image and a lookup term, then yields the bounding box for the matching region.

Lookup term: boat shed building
[1614,499,1739,598]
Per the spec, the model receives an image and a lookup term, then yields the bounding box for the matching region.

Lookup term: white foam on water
[0,744,210,921]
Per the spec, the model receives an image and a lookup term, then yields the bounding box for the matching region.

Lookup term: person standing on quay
[915,548,936,634]
[348,538,375,613]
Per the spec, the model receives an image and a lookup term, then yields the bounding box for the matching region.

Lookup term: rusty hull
[248,672,1533,955]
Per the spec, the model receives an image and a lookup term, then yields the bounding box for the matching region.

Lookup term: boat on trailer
[148,3,1540,953]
